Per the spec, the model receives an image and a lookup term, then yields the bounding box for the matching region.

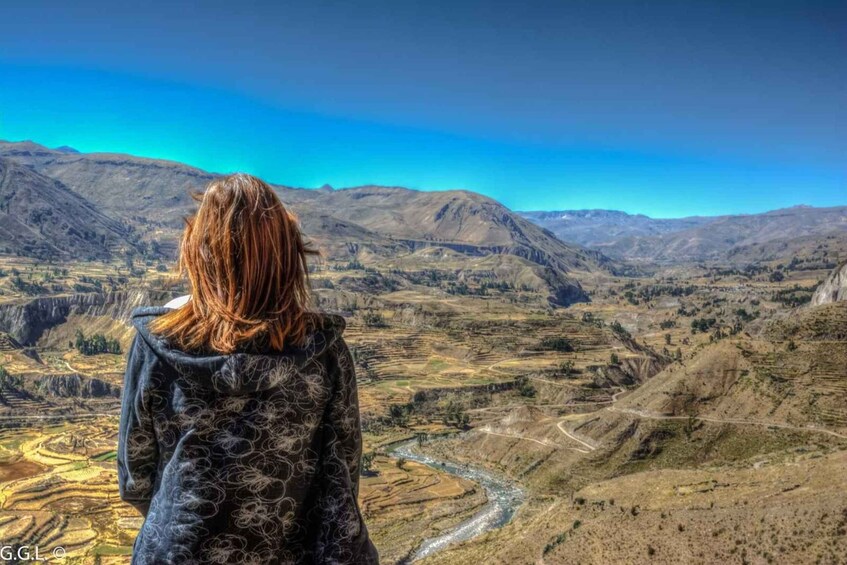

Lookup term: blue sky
[1,0,844,217]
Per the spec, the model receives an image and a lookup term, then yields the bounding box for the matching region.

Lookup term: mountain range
[519,209,715,247]
[0,141,614,305]
[520,205,847,264]
[2,140,844,275]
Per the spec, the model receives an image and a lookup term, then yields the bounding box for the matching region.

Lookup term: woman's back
[120,307,377,564]
[117,174,378,564]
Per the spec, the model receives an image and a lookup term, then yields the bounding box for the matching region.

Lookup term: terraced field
[0,419,128,563]
[0,419,492,564]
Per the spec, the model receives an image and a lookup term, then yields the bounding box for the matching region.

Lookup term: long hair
[150,174,318,353]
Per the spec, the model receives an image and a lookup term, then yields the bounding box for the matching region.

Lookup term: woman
[118,174,379,564]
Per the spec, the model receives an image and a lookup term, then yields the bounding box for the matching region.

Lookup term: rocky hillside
[812,261,847,306]
[724,231,847,268]
[0,157,137,259]
[616,302,847,432]
[0,289,174,345]
[0,140,213,227]
[281,185,618,275]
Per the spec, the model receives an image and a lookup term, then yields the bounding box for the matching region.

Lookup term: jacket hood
[130,306,346,395]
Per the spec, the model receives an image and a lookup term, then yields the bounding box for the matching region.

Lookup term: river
[389,437,525,562]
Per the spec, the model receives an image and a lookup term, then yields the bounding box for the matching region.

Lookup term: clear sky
[1,0,844,217]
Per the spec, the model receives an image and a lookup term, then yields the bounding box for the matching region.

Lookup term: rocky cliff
[33,373,120,398]
[811,261,847,306]
[0,289,175,345]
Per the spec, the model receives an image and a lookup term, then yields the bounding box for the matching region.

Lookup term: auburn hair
[150,174,318,353]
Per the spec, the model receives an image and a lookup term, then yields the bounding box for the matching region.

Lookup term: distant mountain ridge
[520,209,716,247]
[521,205,847,263]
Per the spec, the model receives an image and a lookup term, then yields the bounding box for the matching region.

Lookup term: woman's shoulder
[129,293,187,327]
[312,312,347,335]
[305,313,350,361]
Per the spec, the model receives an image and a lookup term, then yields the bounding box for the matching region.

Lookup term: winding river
[389,438,525,562]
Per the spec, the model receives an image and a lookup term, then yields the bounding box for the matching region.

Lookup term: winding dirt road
[608,406,847,440]
[554,421,594,453]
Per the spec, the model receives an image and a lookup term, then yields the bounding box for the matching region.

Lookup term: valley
[0,141,844,563]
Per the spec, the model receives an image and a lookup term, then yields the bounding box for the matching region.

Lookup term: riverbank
[388,436,525,562]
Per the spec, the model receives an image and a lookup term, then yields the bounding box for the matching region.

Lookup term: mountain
[0,158,135,259]
[601,205,847,263]
[5,141,843,270]
[279,186,619,275]
[0,141,614,276]
[518,209,715,248]
[0,142,410,261]
[0,140,623,305]
[521,206,847,264]
[0,141,214,226]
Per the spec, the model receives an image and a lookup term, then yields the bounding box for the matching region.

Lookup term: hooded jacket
[118,306,379,564]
